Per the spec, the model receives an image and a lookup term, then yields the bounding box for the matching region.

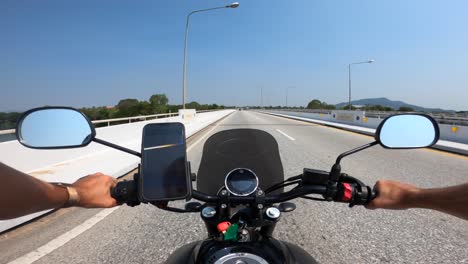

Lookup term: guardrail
[0,109,225,137]
[257,108,468,126]
[91,113,178,126]
[259,110,468,147]
[0,129,15,135]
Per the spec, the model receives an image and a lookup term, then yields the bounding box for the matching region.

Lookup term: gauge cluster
[225,168,259,196]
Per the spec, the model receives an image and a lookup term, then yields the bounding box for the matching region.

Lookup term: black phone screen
[139,123,189,201]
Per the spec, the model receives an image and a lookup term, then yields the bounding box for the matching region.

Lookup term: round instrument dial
[225,168,259,196]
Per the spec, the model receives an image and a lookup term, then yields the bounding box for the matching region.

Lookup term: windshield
[197,129,284,195]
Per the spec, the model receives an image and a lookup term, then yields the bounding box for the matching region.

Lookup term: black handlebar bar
[111,175,376,208]
[190,185,327,204]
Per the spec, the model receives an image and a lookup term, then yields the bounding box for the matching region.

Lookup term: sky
[1,0,468,112]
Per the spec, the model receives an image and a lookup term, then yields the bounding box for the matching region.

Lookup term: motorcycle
[16,107,440,263]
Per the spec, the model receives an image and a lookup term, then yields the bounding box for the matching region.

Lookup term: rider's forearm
[0,162,68,220]
[409,183,468,221]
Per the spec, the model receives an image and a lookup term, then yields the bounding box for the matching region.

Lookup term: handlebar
[111,174,376,208]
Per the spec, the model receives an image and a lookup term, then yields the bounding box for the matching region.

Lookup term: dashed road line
[276,129,295,141]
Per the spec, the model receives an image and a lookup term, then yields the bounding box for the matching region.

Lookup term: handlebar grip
[111,180,140,207]
[369,189,378,201]
[334,182,375,207]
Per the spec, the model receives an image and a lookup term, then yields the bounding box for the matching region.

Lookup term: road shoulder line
[7,207,119,264]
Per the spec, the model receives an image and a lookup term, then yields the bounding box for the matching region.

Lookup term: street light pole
[260,87,263,108]
[286,86,294,108]
[182,2,240,109]
[348,59,374,110]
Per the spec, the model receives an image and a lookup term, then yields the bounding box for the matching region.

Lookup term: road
[1,110,468,263]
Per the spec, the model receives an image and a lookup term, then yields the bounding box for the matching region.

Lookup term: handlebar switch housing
[302,168,329,185]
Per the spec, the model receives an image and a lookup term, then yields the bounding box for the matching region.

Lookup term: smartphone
[139,122,190,202]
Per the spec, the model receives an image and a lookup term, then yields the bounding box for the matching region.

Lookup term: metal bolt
[221,190,228,196]
[221,204,227,209]
[201,207,216,218]
[266,207,281,219]
[257,190,264,195]
[257,204,264,209]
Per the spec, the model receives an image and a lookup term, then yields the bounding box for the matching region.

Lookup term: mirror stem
[335,141,379,165]
[93,138,142,158]
[329,141,378,181]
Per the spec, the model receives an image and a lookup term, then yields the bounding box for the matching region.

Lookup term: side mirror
[16,107,96,149]
[376,114,440,149]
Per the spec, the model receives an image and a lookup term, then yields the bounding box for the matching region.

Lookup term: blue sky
[1,0,467,111]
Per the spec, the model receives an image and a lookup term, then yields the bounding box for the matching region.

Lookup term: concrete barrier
[0,110,235,233]
[266,110,468,145]
[260,110,468,155]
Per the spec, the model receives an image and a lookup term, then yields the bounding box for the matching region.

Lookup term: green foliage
[307,99,322,109]
[341,104,356,110]
[116,98,141,117]
[185,101,201,110]
[398,106,414,112]
[307,99,336,110]
[0,93,227,130]
[80,107,116,120]
[0,112,22,130]
[149,94,169,113]
[362,105,394,111]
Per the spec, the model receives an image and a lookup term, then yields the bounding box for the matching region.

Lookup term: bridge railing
[259,108,468,126]
[0,109,226,138]
[0,129,15,135]
[91,112,178,126]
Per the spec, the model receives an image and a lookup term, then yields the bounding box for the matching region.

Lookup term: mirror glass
[18,108,94,148]
[378,114,438,148]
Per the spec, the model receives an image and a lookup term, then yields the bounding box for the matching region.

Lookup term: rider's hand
[72,172,118,208]
[366,180,420,210]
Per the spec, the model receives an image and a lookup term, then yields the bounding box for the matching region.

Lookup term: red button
[343,183,353,201]
[217,221,231,233]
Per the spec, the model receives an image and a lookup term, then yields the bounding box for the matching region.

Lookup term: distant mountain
[335,97,454,112]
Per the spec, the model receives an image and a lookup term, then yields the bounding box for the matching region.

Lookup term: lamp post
[348,59,374,109]
[260,87,263,108]
[286,86,294,108]
[182,2,240,109]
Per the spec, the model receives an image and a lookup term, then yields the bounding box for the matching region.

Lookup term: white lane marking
[186,112,232,153]
[8,207,119,264]
[276,129,295,141]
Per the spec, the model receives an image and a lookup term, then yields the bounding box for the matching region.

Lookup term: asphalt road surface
[1,110,467,264]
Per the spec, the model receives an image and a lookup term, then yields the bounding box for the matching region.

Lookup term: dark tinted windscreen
[197,129,284,195]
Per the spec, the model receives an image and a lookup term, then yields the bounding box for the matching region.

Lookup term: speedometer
[225,168,259,196]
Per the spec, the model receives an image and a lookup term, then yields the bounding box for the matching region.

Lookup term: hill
[335,98,454,112]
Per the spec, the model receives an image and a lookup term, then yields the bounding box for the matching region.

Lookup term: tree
[186,101,201,109]
[362,105,394,111]
[116,99,140,117]
[149,94,169,114]
[398,106,414,112]
[307,99,322,109]
[322,103,336,110]
[342,104,356,110]
[139,101,154,115]
[0,112,22,130]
